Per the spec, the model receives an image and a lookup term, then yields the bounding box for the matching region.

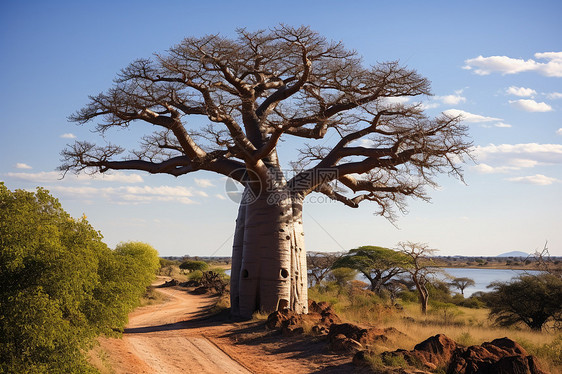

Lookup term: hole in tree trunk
[277,298,289,310]
[242,269,249,278]
[280,268,289,278]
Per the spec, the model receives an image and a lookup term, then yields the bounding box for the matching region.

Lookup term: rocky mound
[328,323,405,354]
[448,337,547,374]
[354,334,547,374]
[265,303,547,373]
[266,300,341,336]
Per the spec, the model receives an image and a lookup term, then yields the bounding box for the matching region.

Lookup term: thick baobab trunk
[230,188,308,319]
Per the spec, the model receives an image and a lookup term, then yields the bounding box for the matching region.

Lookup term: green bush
[0,184,159,373]
[398,290,418,303]
[179,259,208,272]
[188,270,204,282]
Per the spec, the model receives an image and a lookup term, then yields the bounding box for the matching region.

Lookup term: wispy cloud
[60,133,76,139]
[473,158,539,174]
[507,174,559,186]
[48,185,199,205]
[509,99,553,112]
[194,178,215,188]
[472,143,562,174]
[506,86,537,97]
[443,109,502,123]
[15,163,32,169]
[435,94,466,105]
[463,52,562,77]
[379,96,411,108]
[215,193,227,200]
[4,171,144,183]
[547,92,562,100]
[557,128,562,136]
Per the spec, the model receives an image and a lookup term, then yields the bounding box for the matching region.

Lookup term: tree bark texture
[230,187,308,319]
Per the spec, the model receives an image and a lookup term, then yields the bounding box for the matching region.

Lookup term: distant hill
[496,251,530,257]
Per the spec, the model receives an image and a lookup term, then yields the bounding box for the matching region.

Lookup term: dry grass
[87,344,114,374]
[158,264,189,281]
[309,284,562,373]
[139,286,169,306]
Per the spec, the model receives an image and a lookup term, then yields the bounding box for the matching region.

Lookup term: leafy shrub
[188,270,204,282]
[179,259,208,272]
[0,184,159,372]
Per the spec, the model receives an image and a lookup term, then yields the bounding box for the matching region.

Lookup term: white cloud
[506,86,536,97]
[472,143,562,175]
[436,94,466,105]
[509,99,553,112]
[215,194,227,200]
[49,185,198,205]
[463,52,562,77]
[4,171,144,184]
[472,158,538,174]
[60,133,76,139]
[507,174,559,186]
[15,163,32,169]
[474,143,562,167]
[472,163,515,174]
[443,109,502,123]
[420,102,440,110]
[547,92,562,100]
[194,178,214,188]
[494,122,512,128]
[379,96,411,108]
[557,128,562,136]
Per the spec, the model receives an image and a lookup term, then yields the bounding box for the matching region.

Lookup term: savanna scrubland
[2,184,560,373]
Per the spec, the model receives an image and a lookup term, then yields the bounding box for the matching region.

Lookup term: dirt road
[96,280,251,374]
[94,279,358,374]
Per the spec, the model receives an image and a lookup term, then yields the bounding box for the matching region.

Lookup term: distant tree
[180,259,209,272]
[332,246,410,293]
[60,25,471,318]
[484,274,562,331]
[307,251,343,287]
[397,241,437,314]
[326,267,358,287]
[449,277,475,296]
[532,241,561,279]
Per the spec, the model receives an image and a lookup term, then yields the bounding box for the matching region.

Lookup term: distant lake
[228,267,540,297]
[437,267,541,296]
[353,267,541,296]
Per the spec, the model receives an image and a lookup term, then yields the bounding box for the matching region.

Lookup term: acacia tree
[484,274,562,331]
[307,251,343,287]
[332,246,410,293]
[449,276,475,296]
[397,241,438,314]
[61,26,471,318]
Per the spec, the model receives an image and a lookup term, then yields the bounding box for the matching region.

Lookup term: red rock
[448,337,547,374]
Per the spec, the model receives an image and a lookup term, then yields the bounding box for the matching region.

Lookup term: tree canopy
[449,277,475,296]
[0,183,160,372]
[332,246,410,292]
[484,274,562,331]
[61,25,471,219]
[179,259,209,272]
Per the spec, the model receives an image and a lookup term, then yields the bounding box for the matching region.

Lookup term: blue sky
[1,0,561,257]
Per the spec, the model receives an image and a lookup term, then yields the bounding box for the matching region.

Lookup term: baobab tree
[60,26,471,318]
